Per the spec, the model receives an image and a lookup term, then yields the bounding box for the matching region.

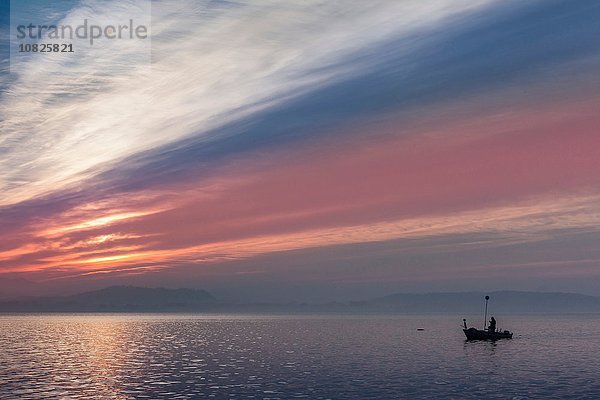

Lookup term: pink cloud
[2,97,600,281]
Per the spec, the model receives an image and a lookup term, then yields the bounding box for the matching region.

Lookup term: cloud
[45,0,600,199]
[0,0,493,207]
[2,0,600,296]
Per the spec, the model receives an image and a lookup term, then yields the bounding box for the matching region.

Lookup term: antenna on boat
[483,295,490,330]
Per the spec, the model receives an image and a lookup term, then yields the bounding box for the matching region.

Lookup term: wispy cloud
[4,190,600,276]
[0,0,492,207]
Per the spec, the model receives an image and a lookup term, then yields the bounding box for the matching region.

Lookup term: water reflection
[81,319,130,399]
[463,338,499,352]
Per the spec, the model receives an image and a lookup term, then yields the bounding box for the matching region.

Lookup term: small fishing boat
[463,326,513,340]
[462,295,513,340]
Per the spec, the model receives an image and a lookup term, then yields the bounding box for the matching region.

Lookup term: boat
[463,327,513,340]
[462,295,513,340]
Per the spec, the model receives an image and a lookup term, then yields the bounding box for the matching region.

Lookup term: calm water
[1,314,600,399]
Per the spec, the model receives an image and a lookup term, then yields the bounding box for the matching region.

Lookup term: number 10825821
[19,43,74,53]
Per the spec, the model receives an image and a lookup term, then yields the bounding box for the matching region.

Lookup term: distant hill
[0,286,216,312]
[1,287,600,313]
[355,291,600,313]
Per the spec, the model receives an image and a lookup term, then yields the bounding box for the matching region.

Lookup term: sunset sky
[1,0,600,301]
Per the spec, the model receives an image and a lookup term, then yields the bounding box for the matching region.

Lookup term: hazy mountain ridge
[361,291,600,313]
[0,286,216,312]
[1,286,600,313]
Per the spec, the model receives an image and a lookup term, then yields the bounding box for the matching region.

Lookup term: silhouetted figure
[488,316,496,333]
[463,319,468,329]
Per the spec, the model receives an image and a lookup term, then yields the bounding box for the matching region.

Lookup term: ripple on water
[1,314,600,399]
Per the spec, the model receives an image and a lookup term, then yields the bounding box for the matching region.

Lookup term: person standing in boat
[488,316,497,333]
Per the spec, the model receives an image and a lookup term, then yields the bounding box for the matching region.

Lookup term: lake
[1,314,600,399]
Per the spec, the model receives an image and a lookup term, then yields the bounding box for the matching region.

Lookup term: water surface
[1,314,599,399]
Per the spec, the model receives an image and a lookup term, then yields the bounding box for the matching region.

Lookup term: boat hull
[463,328,513,340]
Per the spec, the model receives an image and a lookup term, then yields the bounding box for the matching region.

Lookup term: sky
[1,0,600,301]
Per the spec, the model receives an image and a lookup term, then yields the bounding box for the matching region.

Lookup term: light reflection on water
[1,314,600,399]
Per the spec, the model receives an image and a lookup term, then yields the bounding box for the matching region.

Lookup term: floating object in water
[417,328,424,331]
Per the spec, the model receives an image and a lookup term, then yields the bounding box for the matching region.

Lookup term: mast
[483,295,489,330]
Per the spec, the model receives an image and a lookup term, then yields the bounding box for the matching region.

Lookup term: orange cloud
[3,98,600,283]
[40,209,165,238]
[9,193,600,278]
